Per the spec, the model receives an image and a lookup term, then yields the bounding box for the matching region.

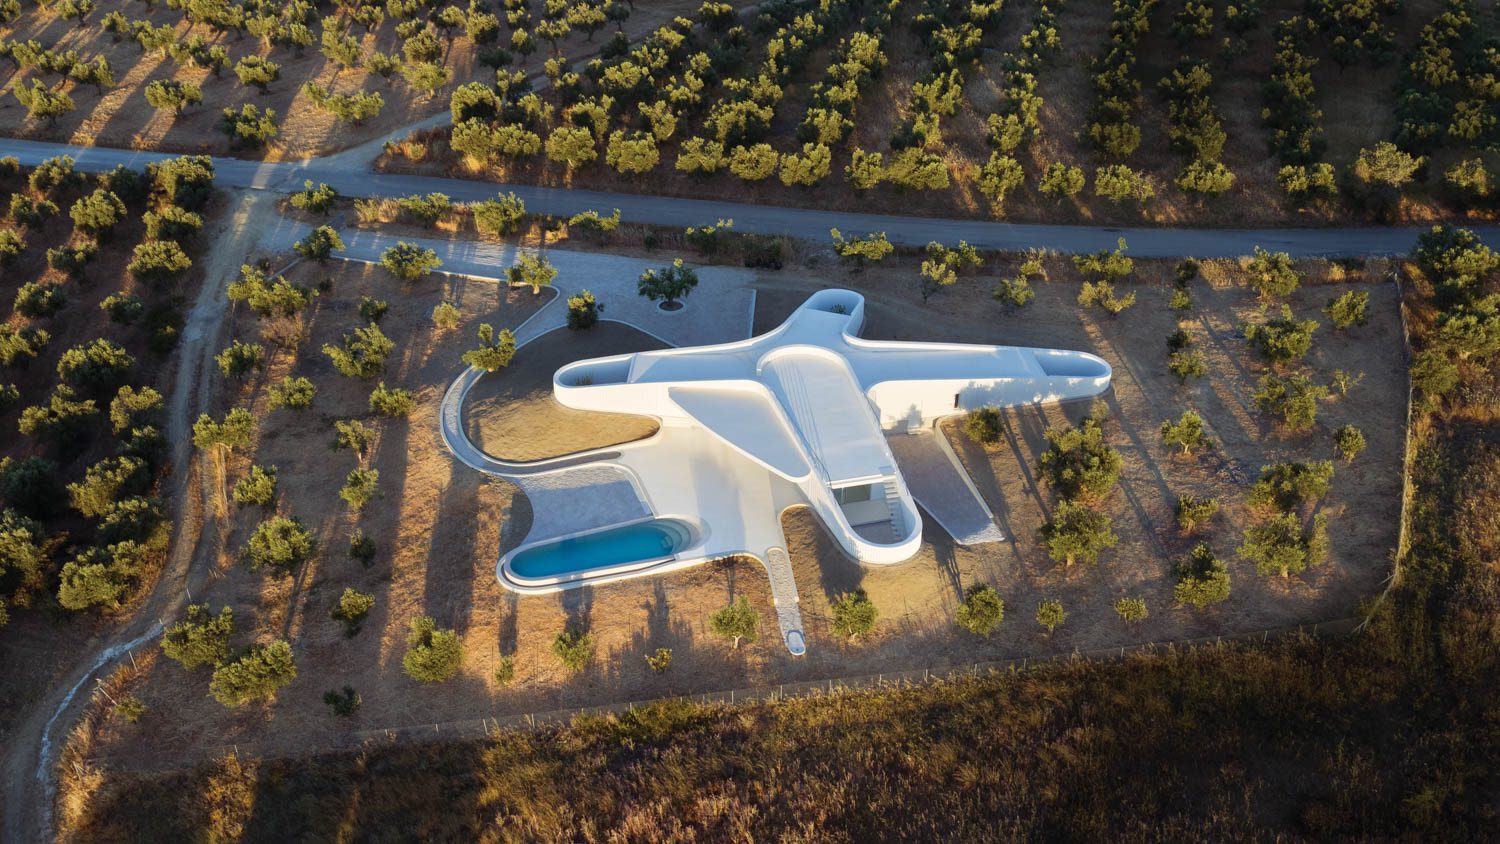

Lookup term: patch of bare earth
[465,322,663,462]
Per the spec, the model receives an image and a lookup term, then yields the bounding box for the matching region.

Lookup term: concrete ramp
[885,429,1005,546]
[762,547,806,655]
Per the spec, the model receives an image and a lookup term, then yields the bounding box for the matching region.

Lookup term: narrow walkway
[886,427,1005,546]
[762,547,806,656]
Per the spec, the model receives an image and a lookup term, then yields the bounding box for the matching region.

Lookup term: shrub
[963,406,1003,445]
[0,457,64,519]
[778,143,831,187]
[956,584,1004,636]
[219,104,279,147]
[348,528,376,567]
[1160,410,1211,455]
[161,604,233,669]
[1041,501,1117,567]
[919,241,982,302]
[977,153,1024,205]
[1173,542,1230,608]
[143,206,204,242]
[551,627,594,671]
[1244,306,1319,365]
[1037,417,1121,501]
[108,386,161,433]
[69,189,126,239]
[493,655,515,686]
[1333,425,1366,462]
[147,155,214,211]
[397,192,451,226]
[1114,597,1148,622]
[67,456,147,517]
[566,290,603,330]
[267,376,315,410]
[240,516,314,574]
[462,324,516,372]
[1246,247,1300,298]
[1248,460,1334,513]
[232,465,277,507]
[340,468,380,511]
[14,282,66,318]
[1077,281,1136,315]
[728,144,779,181]
[291,181,338,214]
[1094,164,1155,204]
[830,229,893,267]
[323,686,362,716]
[831,589,877,640]
[369,383,415,417]
[684,218,734,255]
[707,596,758,649]
[507,254,557,295]
[638,260,699,307]
[358,297,389,324]
[568,209,620,239]
[330,587,375,635]
[209,641,296,706]
[1039,162,1085,198]
[144,79,202,113]
[1278,163,1337,200]
[114,696,146,722]
[646,648,673,672]
[333,419,373,456]
[0,228,23,266]
[431,301,462,331]
[1035,599,1066,634]
[1168,349,1206,382]
[1325,291,1369,329]
[606,130,659,175]
[1175,494,1220,534]
[324,324,395,378]
[191,408,255,452]
[380,242,441,282]
[1350,142,1422,190]
[1252,373,1328,430]
[128,240,192,286]
[215,340,264,379]
[233,55,280,91]
[294,226,344,262]
[1239,511,1329,578]
[57,338,134,391]
[0,325,52,368]
[472,192,527,235]
[14,79,74,124]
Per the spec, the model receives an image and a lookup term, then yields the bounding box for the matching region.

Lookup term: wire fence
[85,616,1360,772]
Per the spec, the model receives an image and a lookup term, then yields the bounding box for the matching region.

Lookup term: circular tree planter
[658,300,685,312]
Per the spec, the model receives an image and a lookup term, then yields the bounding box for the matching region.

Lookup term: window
[833,484,873,505]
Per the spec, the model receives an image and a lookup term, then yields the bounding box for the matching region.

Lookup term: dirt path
[0,190,274,842]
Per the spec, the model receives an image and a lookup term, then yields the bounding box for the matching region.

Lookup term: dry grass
[0,0,741,158]
[465,322,662,461]
[70,239,1406,778]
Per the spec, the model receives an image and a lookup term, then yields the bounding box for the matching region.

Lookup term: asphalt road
[4,138,1497,258]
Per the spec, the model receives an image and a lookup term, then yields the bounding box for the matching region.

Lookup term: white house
[484,289,1112,654]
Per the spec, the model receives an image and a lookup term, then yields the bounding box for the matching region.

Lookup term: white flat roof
[760,349,890,485]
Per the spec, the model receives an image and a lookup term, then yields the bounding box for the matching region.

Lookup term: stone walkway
[885,427,1005,546]
[763,547,807,656]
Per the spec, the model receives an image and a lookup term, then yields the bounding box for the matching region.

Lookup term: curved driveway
[2,137,1497,257]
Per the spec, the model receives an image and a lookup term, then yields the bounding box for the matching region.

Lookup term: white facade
[547,289,1112,569]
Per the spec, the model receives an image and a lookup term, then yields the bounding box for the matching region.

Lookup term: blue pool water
[509,519,693,580]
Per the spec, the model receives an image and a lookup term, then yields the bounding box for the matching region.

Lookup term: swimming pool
[507,518,697,581]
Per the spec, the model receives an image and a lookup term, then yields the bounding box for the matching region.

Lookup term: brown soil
[380,0,1489,228]
[75,242,1404,774]
[0,0,741,158]
[465,321,663,462]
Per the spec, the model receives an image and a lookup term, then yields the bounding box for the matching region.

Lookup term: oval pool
[508,518,696,581]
